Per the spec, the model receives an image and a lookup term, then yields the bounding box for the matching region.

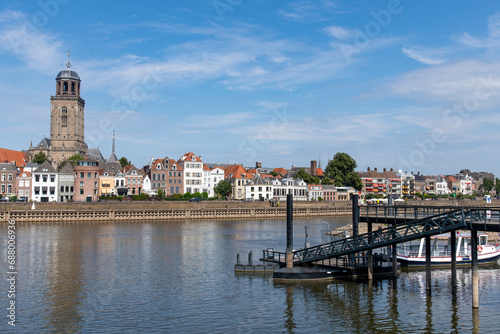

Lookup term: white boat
[397,231,500,268]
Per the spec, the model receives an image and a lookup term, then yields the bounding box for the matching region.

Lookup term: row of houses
[359,167,492,199]
[1,144,495,202]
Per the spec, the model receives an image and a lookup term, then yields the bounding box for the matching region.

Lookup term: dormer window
[192,156,196,161]
[157,164,161,169]
[172,165,177,170]
[104,172,108,176]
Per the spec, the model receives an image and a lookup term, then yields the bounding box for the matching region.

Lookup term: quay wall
[0,204,351,223]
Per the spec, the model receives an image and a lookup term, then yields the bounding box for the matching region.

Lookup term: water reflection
[0,220,498,333]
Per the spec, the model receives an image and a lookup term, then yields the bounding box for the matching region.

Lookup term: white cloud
[324,26,357,41]
[401,47,446,65]
[0,10,62,72]
[452,12,500,51]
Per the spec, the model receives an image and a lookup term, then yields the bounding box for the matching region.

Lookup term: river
[1,217,499,333]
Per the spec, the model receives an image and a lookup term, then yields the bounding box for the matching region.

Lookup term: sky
[1,1,500,176]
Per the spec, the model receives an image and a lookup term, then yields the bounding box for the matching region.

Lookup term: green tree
[495,178,500,195]
[119,157,131,167]
[193,192,202,198]
[320,177,333,185]
[202,191,209,198]
[325,152,363,191]
[67,154,85,166]
[269,171,281,177]
[183,192,192,199]
[157,189,165,199]
[214,180,232,198]
[482,178,494,193]
[33,152,47,165]
[294,169,320,184]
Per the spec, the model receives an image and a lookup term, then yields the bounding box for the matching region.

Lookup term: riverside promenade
[0,201,351,223]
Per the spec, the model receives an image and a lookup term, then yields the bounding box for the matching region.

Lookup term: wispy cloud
[401,47,446,65]
[0,10,62,72]
[278,0,343,22]
[452,12,500,51]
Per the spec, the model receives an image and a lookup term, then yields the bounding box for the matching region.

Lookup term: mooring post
[471,229,479,309]
[367,220,373,280]
[392,222,398,277]
[352,194,359,236]
[248,251,253,266]
[425,235,431,294]
[286,194,294,268]
[450,230,457,294]
[236,253,240,265]
[352,194,359,266]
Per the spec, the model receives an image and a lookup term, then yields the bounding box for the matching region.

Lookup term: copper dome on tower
[56,52,80,81]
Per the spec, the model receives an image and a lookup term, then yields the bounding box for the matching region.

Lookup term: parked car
[0,197,9,202]
[189,197,201,202]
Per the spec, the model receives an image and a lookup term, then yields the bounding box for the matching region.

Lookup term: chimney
[390,168,393,172]
[311,160,318,176]
[367,167,371,172]
[383,168,386,172]
[374,167,378,172]
[256,161,262,169]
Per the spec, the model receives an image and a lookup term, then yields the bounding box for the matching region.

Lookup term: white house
[307,184,323,201]
[435,176,450,195]
[271,177,308,201]
[178,152,203,194]
[203,165,225,197]
[245,175,273,201]
[32,161,58,202]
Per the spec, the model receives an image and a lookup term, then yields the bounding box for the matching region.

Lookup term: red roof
[272,167,288,175]
[0,148,26,167]
[316,168,324,176]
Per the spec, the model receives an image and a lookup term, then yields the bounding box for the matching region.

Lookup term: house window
[80,172,84,178]
[50,175,55,183]
[80,181,84,187]
[34,187,40,195]
[80,189,84,195]
[87,172,92,178]
[8,174,12,182]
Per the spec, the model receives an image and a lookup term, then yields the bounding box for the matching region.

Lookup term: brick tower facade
[49,55,87,166]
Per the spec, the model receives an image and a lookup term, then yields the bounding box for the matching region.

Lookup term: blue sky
[1,1,500,176]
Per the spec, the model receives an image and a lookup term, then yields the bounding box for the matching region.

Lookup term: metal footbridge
[262,207,496,266]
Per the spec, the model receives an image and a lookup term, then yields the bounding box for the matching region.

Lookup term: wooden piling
[471,229,479,309]
[425,235,431,294]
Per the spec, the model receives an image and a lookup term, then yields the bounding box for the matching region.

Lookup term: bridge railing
[263,208,494,266]
[359,205,500,226]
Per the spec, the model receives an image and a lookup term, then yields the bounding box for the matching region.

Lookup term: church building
[28,54,93,167]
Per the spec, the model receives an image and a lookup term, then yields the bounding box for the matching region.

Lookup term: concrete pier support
[425,235,431,294]
[471,230,479,309]
[286,194,293,268]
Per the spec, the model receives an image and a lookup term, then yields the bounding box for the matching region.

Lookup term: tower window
[71,82,75,93]
[63,81,68,92]
[62,107,68,127]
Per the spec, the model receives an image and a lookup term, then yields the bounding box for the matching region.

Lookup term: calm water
[1,217,499,333]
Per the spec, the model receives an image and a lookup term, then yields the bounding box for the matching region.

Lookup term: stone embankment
[0,201,351,223]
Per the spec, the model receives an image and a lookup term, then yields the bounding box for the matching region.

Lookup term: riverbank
[0,200,351,223]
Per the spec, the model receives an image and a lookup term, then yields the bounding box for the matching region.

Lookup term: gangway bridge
[261,207,500,267]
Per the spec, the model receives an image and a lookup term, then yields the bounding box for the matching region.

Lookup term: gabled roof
[446,176,458,182]
[34,138,51,149]
[33,161,56,173]
[225,164,253,179]
[59,163,74,174]
[17,171,32,178]
[272,167,288,175]
[0,148,27,167]
[0,163,18,173]
[168,159,183,171]
[179,152,202,162]
[203,164,212,171]
[87,148,104,162]
[248,174,270,185]
[151,159,164,170]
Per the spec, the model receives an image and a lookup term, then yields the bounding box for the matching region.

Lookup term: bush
[131,194,149,201]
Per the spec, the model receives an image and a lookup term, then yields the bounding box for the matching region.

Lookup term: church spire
[112,130,115,154]
[66,50,72,69]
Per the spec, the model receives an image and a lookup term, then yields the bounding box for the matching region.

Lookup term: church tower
[49,53,87,166]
